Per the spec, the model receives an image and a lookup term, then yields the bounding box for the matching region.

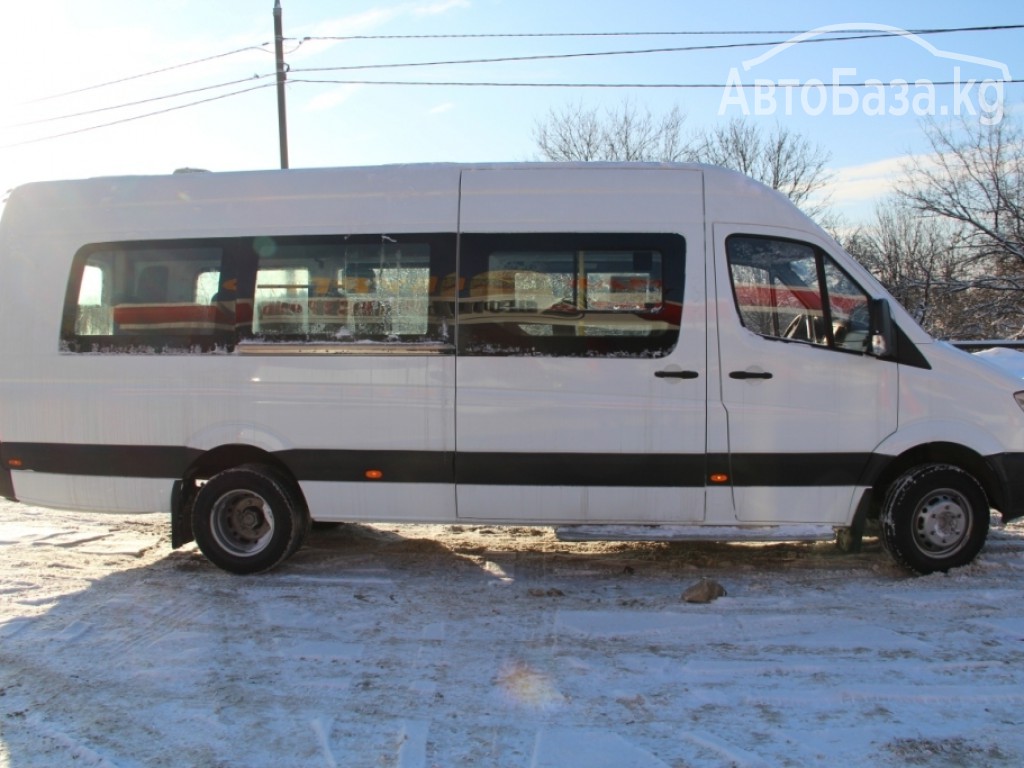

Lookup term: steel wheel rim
[210,490,276,557]
[912,488,971,557]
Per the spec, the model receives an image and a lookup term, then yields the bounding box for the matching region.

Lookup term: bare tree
[898,114,1024,338]
[532,100,688,163]
[847,196,1024,340]
[533,105,833,222]
[687,118,834,219]
[533,102,605,162]
[901,116,1024,266]
[844,199,983,337]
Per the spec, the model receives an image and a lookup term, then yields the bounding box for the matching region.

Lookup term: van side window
[62,242,231,352]
[75,265,108,335]
[61,234,457,353]
[458,233,684,357]
[247,235,450,343]
[726,235,872,353]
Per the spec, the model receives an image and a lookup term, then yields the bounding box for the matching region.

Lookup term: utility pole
[274,0,289,169]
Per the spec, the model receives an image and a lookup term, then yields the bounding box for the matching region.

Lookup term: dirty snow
[2,500,1024,767]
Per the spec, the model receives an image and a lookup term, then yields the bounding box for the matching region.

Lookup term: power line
[292,77,1024,89]
[1,82,276,149]
[20,23,1021,109]
[7,67,1021,149]
[18,43,276,107]
[288,29,1022,76]
[5,22,1020,149]
[302,23,1024,42]
[4,75,271,130]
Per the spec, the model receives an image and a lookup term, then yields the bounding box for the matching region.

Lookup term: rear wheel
[192,464,309,574]
[880,464,989,574]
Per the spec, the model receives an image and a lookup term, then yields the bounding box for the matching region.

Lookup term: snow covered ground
[2,500,1024,768]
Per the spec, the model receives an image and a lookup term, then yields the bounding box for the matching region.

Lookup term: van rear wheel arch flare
[186,444,292,484]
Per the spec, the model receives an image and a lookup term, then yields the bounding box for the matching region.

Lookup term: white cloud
[428,102,455,115]
[296,0,470,48]
[306,84,365,112]
[826,156,909,208]
[289,1,470,64]
[828,151,951,207]
[414,0,472,16]
[820,152,954,224]
[307,7,404,37]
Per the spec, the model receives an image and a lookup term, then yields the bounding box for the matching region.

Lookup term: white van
[1,163,1022,575]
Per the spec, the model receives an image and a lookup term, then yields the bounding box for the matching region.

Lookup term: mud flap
[836,489,873,553]
[170,480,194,548]
[0,465,15,501]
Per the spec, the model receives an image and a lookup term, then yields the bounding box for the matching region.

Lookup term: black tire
[880,464,990,575]
[192,464,309,574]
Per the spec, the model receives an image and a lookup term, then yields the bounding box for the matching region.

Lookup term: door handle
[729,370,773,380]
[655,370,699,379]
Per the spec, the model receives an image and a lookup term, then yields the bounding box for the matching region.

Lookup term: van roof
[12,160,750,190]
[2,161,794,229]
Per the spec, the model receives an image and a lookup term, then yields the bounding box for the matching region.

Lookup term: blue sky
[1,0,1020,223]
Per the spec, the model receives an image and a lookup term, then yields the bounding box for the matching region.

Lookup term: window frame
[243,233,452,347]
[725,233,874,356]
[60,239,237,353]
[60,234,457,355]
[457,232,685,358]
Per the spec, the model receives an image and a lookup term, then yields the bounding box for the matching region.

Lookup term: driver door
[714,224,899,524]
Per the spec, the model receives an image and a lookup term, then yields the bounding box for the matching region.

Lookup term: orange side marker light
[709,473,729,484]
[365,469,384,480]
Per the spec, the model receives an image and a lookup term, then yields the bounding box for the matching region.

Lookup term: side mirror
[869,298,896,358]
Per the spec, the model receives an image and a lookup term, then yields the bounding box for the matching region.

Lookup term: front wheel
[880,464,990,574]
[192,464,309,574]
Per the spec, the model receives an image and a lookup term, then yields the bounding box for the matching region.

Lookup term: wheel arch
[171,444,302,549]
[867,441,1002,518]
